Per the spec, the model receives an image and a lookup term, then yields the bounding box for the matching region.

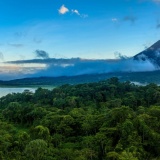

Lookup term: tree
[24,139,48,160]
[32,125,50,141]
[2,102,22,123]
[119,150,138,160]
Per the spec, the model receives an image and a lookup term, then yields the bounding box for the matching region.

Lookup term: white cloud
[58,5,69,15]
[58,5,88,18]
[71,9,80,15]
[71,9,88,18]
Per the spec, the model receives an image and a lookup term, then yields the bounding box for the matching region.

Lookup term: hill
[1,70,160,87]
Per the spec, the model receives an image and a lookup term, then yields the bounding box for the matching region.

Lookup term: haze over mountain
[0,40,159,81]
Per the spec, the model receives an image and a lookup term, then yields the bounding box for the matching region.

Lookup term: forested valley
[0,77,160,160]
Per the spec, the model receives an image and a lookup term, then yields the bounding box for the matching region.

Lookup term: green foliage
[0,78,160,159]
[24,139,48,160]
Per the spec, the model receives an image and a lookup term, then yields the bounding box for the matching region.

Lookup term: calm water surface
[0,88,36,97]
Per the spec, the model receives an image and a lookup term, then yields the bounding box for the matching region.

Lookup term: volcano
[134,40,160,67]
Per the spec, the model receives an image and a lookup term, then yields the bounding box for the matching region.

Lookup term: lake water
[0,88,36,97]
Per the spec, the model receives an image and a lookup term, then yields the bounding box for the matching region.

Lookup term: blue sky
[0,0,160,79]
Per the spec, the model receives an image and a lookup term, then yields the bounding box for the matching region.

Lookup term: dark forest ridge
[1,70,160,87]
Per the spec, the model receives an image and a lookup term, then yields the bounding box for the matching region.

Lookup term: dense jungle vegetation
[0,77,160,160]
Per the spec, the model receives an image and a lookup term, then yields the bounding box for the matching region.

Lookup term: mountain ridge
[134,40,160,67]
[1,71,160,87]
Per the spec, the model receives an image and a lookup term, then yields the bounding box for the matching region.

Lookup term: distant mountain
[134,40,160,67]
[1,71,160,87]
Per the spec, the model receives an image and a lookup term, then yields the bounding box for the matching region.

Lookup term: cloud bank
[2,57,157,80]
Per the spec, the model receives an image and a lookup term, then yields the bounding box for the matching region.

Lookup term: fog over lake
[0,88,36,97]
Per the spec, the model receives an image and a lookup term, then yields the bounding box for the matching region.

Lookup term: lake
[0,88,36,97]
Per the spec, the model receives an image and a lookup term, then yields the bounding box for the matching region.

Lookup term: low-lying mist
[32,58,156,77]
[2,57,157,80]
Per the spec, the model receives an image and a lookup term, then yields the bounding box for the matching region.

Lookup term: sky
[0,0,160,79]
